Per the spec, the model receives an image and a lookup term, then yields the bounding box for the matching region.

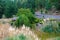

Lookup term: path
[35,12,60,19]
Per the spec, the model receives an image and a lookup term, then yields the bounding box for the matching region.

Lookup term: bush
[15,14,30,27]
[42,23,54,33]
[14,8,38,29]
[42,21,60,33]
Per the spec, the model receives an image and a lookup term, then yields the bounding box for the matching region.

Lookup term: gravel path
[35,12,60,19]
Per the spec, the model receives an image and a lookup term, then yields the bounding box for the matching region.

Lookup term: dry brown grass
[0,23,10,40]
[0,19,60,40]
[0,23,40,40]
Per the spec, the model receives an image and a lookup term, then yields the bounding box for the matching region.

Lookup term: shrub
[15,14,30,27]
[14,8,38,29]
[42,21,60,33]
[42,23,54,33]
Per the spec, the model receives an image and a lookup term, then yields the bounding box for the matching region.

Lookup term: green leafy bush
[15,14,30,28]
[14,8,38,29]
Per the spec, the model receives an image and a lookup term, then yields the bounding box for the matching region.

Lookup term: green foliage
[5,34,35,40]
[39,19,44,24]
[5,34,27,40]
[42,22,54,33]
[55,22,60,33]
[18,34,27,40]
[55,28,60,33]
[45,1,52,10]
[50,0,60,10]
[0,0,18,18]
[35,0,60,10]
[4,0,18,18]
[58,22,60,27]
[0,0,60,18]
[0,0,6,18]
[15,8,37,28]
[42,21,60,33]
[35,18,44,24]
[15,14,30,27]
[17,0,35,14]
[55,37,60,40]
[17,8,34,17]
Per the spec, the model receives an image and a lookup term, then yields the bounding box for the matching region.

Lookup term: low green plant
[55,28,60,33]
[5,34,35,40]
[49,18,55,21]
[42,21,60,33]
[42,23,54,33]
[58,22,60,27]
[18,34,27,40]
[5,34,27,40]
[39,18,44,24]
[55,21,60,33]
[55,37,60,40]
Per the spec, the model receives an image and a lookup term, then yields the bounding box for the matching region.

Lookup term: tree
[45,0,52,10]
[17,0,35,14]
[47,0,60,10]
[4,0,18,18]
[0,0,6,18]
